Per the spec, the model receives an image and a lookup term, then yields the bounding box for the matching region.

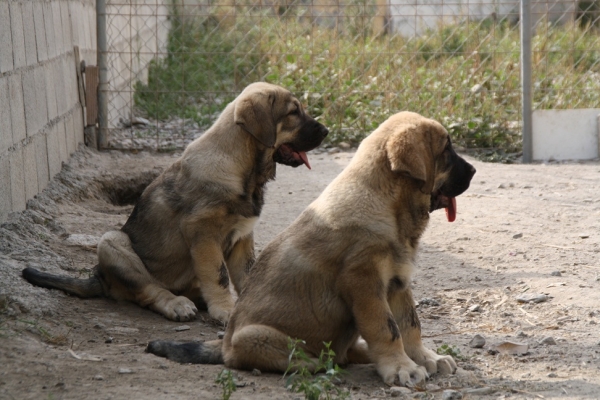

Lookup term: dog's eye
[288,108,299,116]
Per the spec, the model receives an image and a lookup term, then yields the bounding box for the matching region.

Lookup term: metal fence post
[521,0,533,163]
[97,0,109,149]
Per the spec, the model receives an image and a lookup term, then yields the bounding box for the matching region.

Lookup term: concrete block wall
[0,0,97,223]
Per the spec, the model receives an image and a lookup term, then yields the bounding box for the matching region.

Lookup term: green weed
[16,319,68,345]
[215,369,237,400]
[436,343,466,360]
[285,339,349,400]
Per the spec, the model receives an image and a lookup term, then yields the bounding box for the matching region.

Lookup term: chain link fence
[102,0,600,160]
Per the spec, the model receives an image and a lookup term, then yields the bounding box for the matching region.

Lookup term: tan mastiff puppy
[148,111,476,386]
[23,82,329,323]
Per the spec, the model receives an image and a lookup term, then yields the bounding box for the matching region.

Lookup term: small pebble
[93,375,104,381]
[540,336,557,346]
[547,372,558,378]
[217,331,225,339]
[551,271,562,276]
[579,234,590,239]
[512,233,523,239]
[516,293,549,303]
[465,387,495,395]
[468,304,481,312]
[252,368,261,376]
[442,389,463,400]
[469,334,486,348]
[418,298,440,307]
[390,386,412,397]
[174,325,190,332]
[118,368,133,374]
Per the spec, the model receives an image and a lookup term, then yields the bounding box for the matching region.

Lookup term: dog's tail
[22,267,104,298]
[146,339,224,364]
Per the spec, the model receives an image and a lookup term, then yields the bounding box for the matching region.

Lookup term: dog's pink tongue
[298,151,311,170]
[445,197,456,222]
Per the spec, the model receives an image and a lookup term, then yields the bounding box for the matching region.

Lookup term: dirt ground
[0,144,599,400]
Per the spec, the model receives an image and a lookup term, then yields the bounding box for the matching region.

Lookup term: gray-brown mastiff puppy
[147,111,476,386]
[23,82,329,323]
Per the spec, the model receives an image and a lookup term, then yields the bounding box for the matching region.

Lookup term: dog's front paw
[407,345,457,375]
[377,355,429,387]
[162,296,198,321]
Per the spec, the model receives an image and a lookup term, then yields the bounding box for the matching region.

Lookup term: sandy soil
[0,145,599,400]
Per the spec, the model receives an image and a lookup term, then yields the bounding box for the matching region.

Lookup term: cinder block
[65,113,75,155]
[0,154,11,222]
[51,2,63,55]
[9,2,26,69]
[22,69,37,137]
[0,2,13,73]
[57,117,68,162]
[0,76,12,154]
[88,8,96,50]
[22,140,39,200]
[21,2,37,66]
[60,2,71,52]
[54,59,67,115]
[43,2,56,58]
[9,147,26,212]
[8,73,26,144]
[81,4,91,49]
[23,67,48,138]
[33,2,48,62]
[45,61,58,121]
[46,123,61,178]
[69,2,80,46]
[34,134,49,192]
[34,67,49,129]
[61,56,72,110]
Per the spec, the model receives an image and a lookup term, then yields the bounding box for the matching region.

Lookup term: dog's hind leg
[224,324,319,373]
[97,231,198,321]
[388,287,457,375]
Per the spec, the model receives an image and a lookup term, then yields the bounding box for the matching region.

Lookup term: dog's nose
[320,125,329,137]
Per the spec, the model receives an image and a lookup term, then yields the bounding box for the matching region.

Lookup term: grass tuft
[285,338,349,400]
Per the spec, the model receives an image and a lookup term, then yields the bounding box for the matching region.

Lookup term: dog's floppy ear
[386,123,443,194]
[234,93,276,148]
